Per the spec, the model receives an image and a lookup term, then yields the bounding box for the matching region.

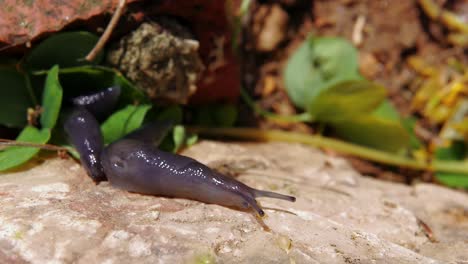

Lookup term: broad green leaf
[401,116,424,150]
[40,65,63,129]
[434,172,468,188]
[0,67,33,127]
[284,36,361,109]
[331,115,410,153]
[308,80,386,122]
[25,32,103,70]
[373,100,400,120]
[0,126,51,171]
[374,100,423,150]
[101,104,152,144]
[435,141,468,187]
[33,66,147,107]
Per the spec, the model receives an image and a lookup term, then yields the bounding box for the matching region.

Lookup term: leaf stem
[187,127,468,175]
[0,139,67,152]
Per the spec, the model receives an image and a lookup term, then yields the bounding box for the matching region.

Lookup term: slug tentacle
[253,189,296,202]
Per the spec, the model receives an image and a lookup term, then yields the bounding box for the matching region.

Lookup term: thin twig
[0,139,68,152]
[85,0,127,62]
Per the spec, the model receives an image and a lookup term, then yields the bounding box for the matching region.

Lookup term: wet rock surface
[0,141,467,263]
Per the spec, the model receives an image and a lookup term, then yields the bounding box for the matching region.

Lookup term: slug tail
[253,189,296,202]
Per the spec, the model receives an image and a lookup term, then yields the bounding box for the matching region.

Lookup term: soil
[242,0,467,183]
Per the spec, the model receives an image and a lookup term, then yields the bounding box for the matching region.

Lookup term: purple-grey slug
[65,88,295,216]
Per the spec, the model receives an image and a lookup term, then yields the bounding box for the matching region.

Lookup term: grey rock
[0,141,466,263]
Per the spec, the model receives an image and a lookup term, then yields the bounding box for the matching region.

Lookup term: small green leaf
[101,104,152,144]
[284,36,361,109]
[170,125,198,152]
[331,115,410,153]
[0,67,34,127]
[435,141,468,188]
[186,134,198,146]
[40,65,63,129]
[308,80,387,122]
[172,125,186,152]
[25,32,103,70]
[0,126,51,171]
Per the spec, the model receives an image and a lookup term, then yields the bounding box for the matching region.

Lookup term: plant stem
[188,127,468,175]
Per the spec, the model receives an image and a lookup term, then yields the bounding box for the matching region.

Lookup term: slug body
[64,107,106,182]
[66,88,295,216]
[101,139,295,216]
[71,86,121,121]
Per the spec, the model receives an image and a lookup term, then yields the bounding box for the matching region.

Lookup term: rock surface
[0,141,467,263]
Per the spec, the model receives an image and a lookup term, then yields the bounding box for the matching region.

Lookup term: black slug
[100,138,295,216]
[65,88,296,216]
[64,107,106,182]
[71,86,121,121]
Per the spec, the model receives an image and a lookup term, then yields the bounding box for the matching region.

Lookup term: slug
[66,89,296,216]
[64,106,106,182]
[71,86,121,121]
[100,138,295,216]
[64,86,121,182]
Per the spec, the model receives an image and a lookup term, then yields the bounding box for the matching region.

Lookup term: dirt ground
[243,0,467,183]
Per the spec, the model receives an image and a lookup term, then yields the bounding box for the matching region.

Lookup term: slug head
[211,170,295,217]
[100,139,151,191]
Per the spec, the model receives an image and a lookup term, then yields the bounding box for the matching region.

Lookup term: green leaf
[168,125,198,152]
[25,32,103,71]
[40,65,63,129]
[186,134,198,146]
[434,173,468,188]
[0,67,34,127]
[33,66,148,107]
[331,115,410,153]
[401,116,423,150]
[308,80,387,122]
[374,100,423,150]
[373,100,400,120]
[101,104,152,144]
[435,141,468,187]
[172,125,186,152]
[0,126,51,171]
[284,36,361,109]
